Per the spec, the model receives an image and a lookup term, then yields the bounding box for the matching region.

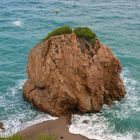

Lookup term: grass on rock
[42,25,97,45]
[73,27,96,44]
[43,25,72,41]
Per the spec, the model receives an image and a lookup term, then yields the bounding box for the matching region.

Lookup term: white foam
[12,20,22,26]
[10,79,26,96]
[69,69,140,140]
[69,114,140,140]
[0,79,57,138]
[1,69,140,139]
[69,114,109,140]
[1,114,57,138]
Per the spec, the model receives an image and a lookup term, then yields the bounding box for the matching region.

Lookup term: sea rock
[0,122,4,130]
[23,33,126,116]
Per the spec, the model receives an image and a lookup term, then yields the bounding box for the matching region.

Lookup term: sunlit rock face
[23,33,126,116]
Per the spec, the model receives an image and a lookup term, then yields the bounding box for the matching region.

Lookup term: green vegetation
[43,25,72,41]
[37,134,57,140]
[73,27,96,39]
[0,135,22,140]
[42,25,97,45]
[0,134,57,140]
[73,27,96,44]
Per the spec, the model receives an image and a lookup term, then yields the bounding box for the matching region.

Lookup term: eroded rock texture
[23,33,126,116]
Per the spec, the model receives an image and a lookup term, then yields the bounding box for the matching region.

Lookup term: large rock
[23,33,126,116]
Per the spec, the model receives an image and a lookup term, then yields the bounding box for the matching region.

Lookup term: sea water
[0,0,140,139]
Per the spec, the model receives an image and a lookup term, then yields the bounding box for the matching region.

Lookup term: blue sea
[0,0,140,139]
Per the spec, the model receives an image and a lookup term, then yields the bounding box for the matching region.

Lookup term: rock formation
[23,33,126,116]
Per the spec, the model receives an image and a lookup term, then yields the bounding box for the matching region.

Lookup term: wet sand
[19,117,95,140]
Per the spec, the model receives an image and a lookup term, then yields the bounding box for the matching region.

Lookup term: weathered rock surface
[23,33,126,116]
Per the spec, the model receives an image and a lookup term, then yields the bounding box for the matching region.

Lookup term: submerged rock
[23,33,126,116]
[0,122,4,131]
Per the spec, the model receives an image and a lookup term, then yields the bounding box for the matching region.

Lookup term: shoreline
[18,117,95,140]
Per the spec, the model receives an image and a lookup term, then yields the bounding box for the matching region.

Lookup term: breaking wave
[0,80,57,137]
[69,69,140,140]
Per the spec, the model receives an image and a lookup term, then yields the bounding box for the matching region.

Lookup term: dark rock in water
[0,122,4,130]
[83,120,89,124]
[23,33,126,116]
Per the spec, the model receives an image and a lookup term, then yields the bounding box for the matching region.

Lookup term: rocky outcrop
[23,33,126,116]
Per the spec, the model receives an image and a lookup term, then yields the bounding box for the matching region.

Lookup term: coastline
[18,117,95,140]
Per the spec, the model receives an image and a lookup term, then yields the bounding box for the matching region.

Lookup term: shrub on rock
[43,25,72,41]
[73,27,96,44]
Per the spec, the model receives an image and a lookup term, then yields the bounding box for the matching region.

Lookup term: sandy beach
[19,117,94,140]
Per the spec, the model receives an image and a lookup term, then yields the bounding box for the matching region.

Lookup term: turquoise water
[0,0,140,139]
